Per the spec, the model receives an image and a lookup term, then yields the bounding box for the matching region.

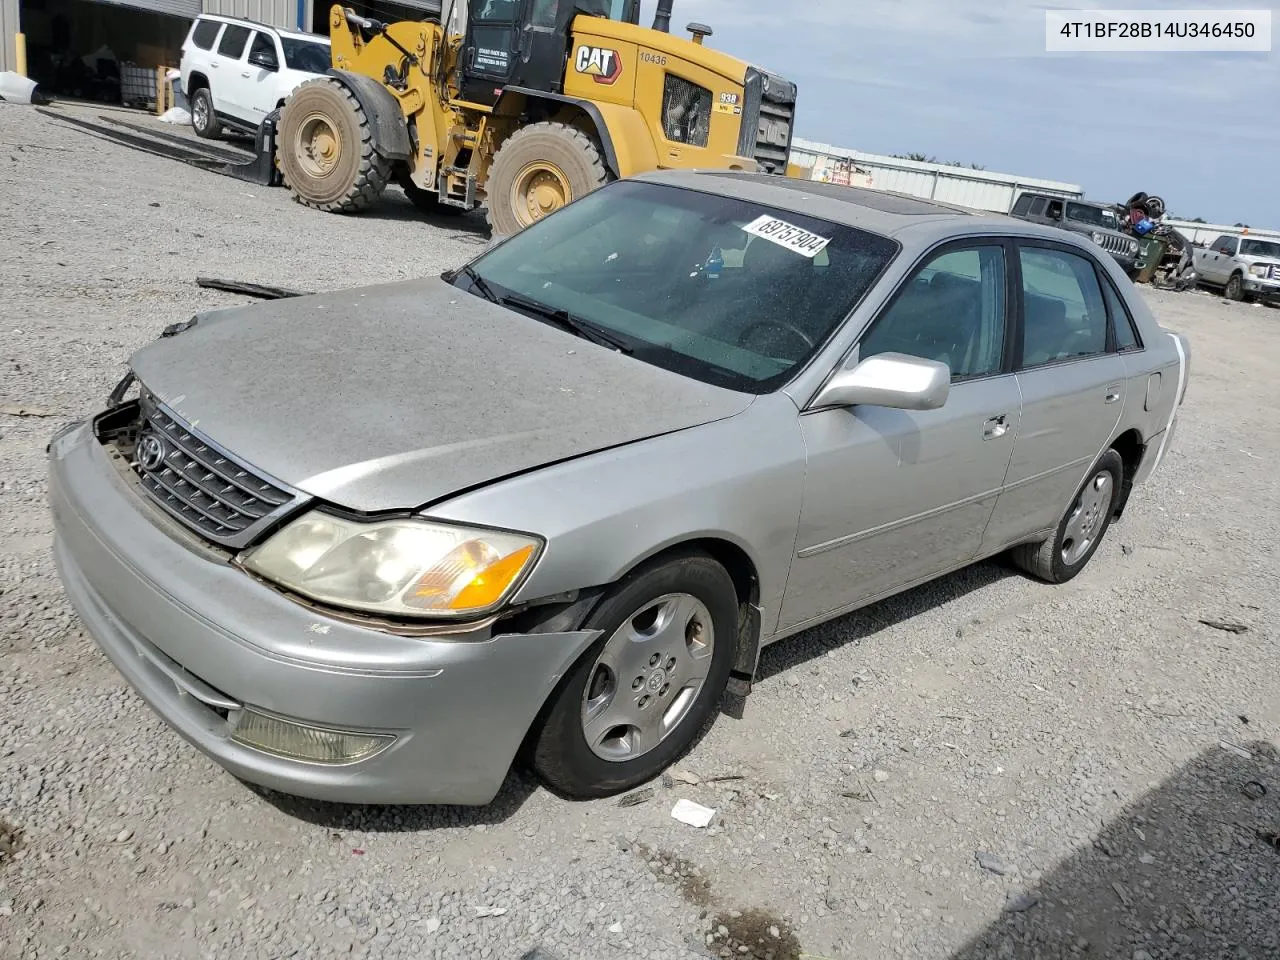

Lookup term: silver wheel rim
[193,95,209,130]
[1061,470,1113,565]
[581,593,715,763]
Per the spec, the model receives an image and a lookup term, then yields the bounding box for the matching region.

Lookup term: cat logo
[574,45,622,85]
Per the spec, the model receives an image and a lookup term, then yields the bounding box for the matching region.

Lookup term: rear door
[779,239,1021,631]
[211,23,254,122]
[182,18,223,94]
[981,240,1127,552]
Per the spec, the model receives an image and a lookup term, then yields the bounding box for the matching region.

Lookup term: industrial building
[0,0,435,95]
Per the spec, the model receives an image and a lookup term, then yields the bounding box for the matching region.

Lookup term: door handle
[983,415,1009,440]
[1105,384,1122,404]
[240,71,250,77]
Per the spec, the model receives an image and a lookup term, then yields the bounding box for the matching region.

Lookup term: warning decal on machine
[741,215,831,258]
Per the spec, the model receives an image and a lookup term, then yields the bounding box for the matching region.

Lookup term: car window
[1029,198,1047,217]
[1241,238,1280,259]
[218,24,251,59]
[1102,279,1142,352]
[191,20,222,51]
[463,179,899,394]
[1011,195,1033,216]
[280,36,331,72]
[858,245,1007,381]
[1019,246,1108,367]
[248,32,277,65]
[1045,199,1064,220]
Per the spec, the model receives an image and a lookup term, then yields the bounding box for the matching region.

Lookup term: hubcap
[581,593,715,763]
[193,97,209,129]
[511,162,570,229]
[1061,470,1113,565]
[296,114,342,179]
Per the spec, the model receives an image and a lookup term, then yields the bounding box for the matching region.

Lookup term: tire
[277,78,390,213]
[190,88,221,140]
[526,551,738,800]
[485,121,611,236]
[397,175,465,217]
[1012,449,1125,584]
[1225,272,1246,301]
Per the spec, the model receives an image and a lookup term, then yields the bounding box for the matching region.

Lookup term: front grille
[132,391,301,548]
[1271,264,1280,280]
[1097,233,1129,256]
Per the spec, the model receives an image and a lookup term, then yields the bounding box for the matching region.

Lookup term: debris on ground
[1243,781,1267,801]
[1003,891,1040,913]
[669,768,701,785]
[474,905,508,917]
[1,403,57,417]
[1220,740,1255,761]
[671,799,716,828]
[1199,619,1249,634]
[1257,830,1280,852]
[195,276,311,300]
[975,851,1010,876]
[0,818,22,864]
[616,787,654,808]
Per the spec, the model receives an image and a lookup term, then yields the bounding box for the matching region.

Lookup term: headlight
[1249,264,1269,277]
[1090,231,1105,244]
[240,513,541,618]
[1129,239,1139,254]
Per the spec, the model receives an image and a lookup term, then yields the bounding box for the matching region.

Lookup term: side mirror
[811,352,951,411]
[249,52,278,71]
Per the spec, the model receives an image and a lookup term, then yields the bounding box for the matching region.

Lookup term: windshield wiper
[447,264,500,303]
[500,292,634,355]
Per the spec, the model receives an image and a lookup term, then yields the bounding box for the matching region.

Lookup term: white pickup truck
[180,14,331,140]
[1192,233,1280,304]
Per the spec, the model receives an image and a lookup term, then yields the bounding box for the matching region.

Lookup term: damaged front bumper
[47,419,600,806]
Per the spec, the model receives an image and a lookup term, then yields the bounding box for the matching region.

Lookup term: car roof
[634,169,1071,243]
[196,13,330,41]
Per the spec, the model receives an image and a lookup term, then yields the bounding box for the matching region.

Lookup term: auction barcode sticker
[742,215,831,258]
[1046,9,1271,51]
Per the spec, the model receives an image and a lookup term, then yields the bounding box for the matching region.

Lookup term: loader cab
[459,0,640,105]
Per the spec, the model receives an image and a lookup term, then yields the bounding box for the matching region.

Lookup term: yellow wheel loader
[275,0,798,234]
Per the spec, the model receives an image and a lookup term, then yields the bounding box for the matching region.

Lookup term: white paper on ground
[670,798,716,828]
[159,107,192,125]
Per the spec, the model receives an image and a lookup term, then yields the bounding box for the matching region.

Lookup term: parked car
[48,173,1190,806]
[179,14,331,139]
[1010,191,1141,274]
[1191,233,1280,303]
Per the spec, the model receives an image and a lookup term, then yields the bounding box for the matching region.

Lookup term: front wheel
[485,122,611,236]
[1225,272,1246,301]
[526,551,738,800]
[1011,449,1124,584]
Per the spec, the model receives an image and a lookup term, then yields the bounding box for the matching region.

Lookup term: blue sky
[638,1,1280,226]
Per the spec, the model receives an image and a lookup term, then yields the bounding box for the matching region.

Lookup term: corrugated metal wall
[790,137,1083,215]
[1163,219,1280,246]
[201,0,298,29]
[0,0,18,74]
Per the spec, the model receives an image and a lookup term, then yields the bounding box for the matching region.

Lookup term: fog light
[231,708,394,764]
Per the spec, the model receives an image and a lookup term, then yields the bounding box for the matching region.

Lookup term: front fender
[324,68,413,162]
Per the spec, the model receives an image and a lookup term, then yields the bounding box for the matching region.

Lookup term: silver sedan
[48,171,1190,805]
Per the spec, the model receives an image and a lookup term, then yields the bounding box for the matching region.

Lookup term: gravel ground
[2,101,1279,960]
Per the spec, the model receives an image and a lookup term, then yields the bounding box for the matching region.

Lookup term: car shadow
[241,766,540,832]
[754,557,1018,683]
[948,739,1280,959]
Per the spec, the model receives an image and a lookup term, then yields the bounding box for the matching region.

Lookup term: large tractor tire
[486,122,610,235]
[278,78,390,213]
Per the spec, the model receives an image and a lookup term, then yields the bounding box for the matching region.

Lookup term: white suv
[180,15,331,139]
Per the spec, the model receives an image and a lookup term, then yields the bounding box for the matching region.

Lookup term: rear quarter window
[191,19,221,50]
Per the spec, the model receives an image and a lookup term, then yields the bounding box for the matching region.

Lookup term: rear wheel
[278,78,390,213]
[526,551,737,799]
[485,121,610,236]
[1225,272,1246,301]
[190,88,221,140]
[1012,449,1124,584]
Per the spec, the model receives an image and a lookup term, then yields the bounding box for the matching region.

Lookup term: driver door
[778,240,1021,632]
[461,0,528,104]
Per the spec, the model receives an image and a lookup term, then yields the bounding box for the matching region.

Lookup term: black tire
[526,551,738,800]
[1225,272,1246,301]
[397,176,465,217]
[485,121,611,236]
[190,88,221,140]
[1012,449,1125,584]
[277,78,390,213]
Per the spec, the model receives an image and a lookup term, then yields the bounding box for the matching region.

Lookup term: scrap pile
[1112,191,1197,290]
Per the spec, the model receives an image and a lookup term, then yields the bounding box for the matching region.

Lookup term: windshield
[1241,239,1280,259]
[1066,202,1119,230]
[281,37,331,73]
[461,180,900,393]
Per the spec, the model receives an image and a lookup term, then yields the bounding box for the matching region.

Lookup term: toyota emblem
[137,433,167,471]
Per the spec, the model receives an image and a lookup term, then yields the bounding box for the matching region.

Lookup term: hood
[129,277,753,512]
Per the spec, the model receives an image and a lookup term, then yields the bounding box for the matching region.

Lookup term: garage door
[95,0,202,17]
